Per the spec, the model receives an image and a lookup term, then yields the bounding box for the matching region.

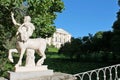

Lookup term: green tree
[26,0,64,38]
[58,37,82,59]
[102,31,113,52]
[92,31,103,52]
[81,34,93,53]
[111,4,120,59]
[118,0,120,6]
[92,31,113,52]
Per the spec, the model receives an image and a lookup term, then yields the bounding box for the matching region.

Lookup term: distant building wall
[46,28,71,48]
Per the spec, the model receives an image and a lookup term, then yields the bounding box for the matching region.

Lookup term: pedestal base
[15,65,48,72]
[8,65,53,80]
[8,70,53,80]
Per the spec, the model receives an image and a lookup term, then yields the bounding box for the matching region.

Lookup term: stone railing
[73,64,120,80]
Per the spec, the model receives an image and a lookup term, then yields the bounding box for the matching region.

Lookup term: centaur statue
[8,12,47,67]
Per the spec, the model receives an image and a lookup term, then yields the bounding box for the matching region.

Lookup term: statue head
[24,16,31,22]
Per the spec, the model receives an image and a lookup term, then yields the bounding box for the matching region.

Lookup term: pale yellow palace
[46,28,72,48]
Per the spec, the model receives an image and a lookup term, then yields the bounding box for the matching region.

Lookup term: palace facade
[46,28,71,48]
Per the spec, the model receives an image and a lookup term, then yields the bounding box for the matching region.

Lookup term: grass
[44,58,114,74]
[44,47,116,74]
[47,46,58,53]
[46,46,69,59]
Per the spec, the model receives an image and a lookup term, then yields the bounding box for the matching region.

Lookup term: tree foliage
[59,31,113,61]
[26,0,64,38]
[112,10,120,57]
[58,37,82,59]
[118,0,120,6]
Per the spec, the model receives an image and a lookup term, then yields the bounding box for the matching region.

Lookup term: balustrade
[73,64,120,80]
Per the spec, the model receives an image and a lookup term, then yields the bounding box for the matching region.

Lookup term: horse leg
[8,49,18,63]
[36,49,46,66]
[15,48,25,67]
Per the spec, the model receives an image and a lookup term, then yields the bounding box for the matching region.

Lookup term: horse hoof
[15,64,20,67]
[36,63,42,66]
[36,60,44,66]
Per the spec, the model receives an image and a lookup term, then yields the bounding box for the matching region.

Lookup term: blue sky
[55,0,119,38]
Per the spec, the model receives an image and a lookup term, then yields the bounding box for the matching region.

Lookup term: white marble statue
[8,12,47,67]
[8,12,35,66]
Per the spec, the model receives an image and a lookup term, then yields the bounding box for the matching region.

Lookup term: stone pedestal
[8,70,53,80]
[8,65,54,80]
[15,65,48,72]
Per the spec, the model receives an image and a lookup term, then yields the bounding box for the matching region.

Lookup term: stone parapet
[20,72,75,80]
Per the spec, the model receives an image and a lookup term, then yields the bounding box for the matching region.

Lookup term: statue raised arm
[11,12,21,26]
